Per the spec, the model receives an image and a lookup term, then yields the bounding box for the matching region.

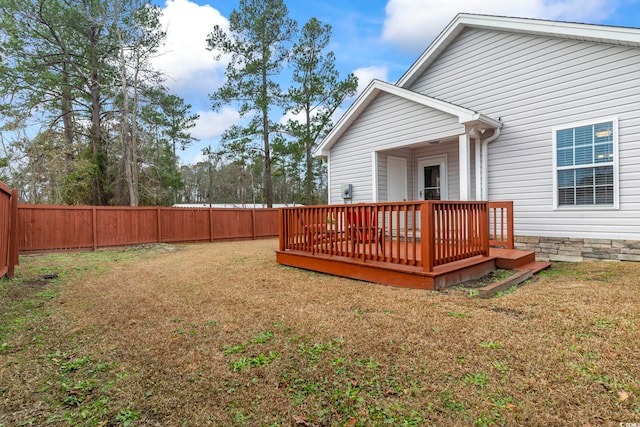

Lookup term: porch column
[475,137,482,201]
[459,133,471,200]
[371,151,378,202]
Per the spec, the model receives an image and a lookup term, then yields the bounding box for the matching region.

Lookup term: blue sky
[150,0,640,164]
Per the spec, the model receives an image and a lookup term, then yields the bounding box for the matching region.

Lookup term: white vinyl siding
[329,92,463,204]
[377,141,464,202]
[413,141,462,200]
[407,27,640,240]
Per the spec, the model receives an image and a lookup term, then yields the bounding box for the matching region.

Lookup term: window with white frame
[553,118,617,208]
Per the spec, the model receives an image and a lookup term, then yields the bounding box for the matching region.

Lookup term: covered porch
[276,201,547,290]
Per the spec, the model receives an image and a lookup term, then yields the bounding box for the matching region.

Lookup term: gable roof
[314,79,501,158]
[398,13,640,88]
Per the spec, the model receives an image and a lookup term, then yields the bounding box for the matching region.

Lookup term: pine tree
[286,18,358,204]
[206,0,296,207]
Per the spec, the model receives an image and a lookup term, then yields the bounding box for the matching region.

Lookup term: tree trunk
[129,49,141,206]
[262,69,273,208]
[89,78,105,205]
[60,63,75,176]
[118,37,138,206]
[89,27,106,205]
[305,106,313,205]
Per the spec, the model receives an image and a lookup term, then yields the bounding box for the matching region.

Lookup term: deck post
[506,201,514,249]
[421,202,434,272]
[481,203,490,256]
[7,188,19,277]
[278,209,285,251]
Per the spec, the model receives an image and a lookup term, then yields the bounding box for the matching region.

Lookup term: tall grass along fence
[18,205,279,254]
[0,182,19,277]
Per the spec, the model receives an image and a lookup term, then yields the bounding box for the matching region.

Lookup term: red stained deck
[277,201,547,290]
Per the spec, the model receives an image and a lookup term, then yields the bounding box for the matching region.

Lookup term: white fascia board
[396,16,464,87]
[398,13,640,88]
[314,80,471,157]
[398,88,502,129]
[313,79,501,158]
[464,14,640,45]
[314,79,383,158]
[464,113,503,129]
[382,83,474,118]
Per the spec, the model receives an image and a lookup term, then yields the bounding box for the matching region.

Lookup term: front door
[387,156,407,202]
[387,156,408,235]
[418,155,447,200]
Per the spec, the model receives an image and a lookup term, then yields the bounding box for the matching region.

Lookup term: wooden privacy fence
[0,182,19,277]
[18,205,279,253]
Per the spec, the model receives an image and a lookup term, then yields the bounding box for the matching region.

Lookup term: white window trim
[552,116,619,210]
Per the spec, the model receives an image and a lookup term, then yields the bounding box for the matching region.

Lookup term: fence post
[92,207,98,251]
[209,208,214,242]
[421,202,434,272]
[156,207,162,243]
[251,209,256,240]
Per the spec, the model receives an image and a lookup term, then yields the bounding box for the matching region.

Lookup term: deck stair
[490,248,551,274]
[472,249,550,298]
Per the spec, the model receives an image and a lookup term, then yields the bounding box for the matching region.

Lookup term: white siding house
[315,14,640,262]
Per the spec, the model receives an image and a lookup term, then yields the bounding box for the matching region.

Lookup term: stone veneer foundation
[515,236,640,262]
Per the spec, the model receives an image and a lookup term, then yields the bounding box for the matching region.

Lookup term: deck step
[491,248,536,270]
[516,261,552,274]
[478,270,533,299]
[477,260,551,298]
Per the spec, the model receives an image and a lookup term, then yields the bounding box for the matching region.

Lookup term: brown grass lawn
[1,239,639,426]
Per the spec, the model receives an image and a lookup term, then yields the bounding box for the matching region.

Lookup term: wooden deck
[277,201,550,291]
[276,241,544,291]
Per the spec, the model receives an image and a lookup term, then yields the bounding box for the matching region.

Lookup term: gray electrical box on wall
[341,184,352,199]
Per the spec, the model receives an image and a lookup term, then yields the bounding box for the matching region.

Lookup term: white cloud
[279,109,305,126]
[153,0,229,90]
[382,0,614,52]
[353,66,389,94]
[189,152,208,164]
[280,106,332,126]
[191,108,240,140]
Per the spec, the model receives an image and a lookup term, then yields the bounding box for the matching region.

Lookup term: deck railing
[487,201,514,249]
[424,201,489,271]
[279,201,513,272]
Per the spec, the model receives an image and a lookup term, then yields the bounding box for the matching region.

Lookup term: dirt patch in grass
[1,240,639,426]
[456,269,523,289]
